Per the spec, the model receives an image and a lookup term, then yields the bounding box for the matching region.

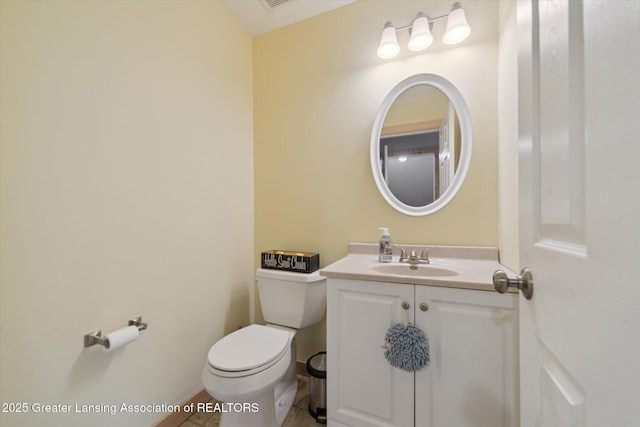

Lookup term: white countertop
[320,243,517,292]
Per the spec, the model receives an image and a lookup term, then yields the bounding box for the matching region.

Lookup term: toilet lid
[207,325,290,372]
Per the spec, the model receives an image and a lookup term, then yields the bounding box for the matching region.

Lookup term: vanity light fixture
[377,2,471,59]
[377,22,401,59]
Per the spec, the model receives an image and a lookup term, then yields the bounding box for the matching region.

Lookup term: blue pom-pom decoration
[383,323,430,372]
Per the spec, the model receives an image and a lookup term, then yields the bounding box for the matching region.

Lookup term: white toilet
[202,268,327,427]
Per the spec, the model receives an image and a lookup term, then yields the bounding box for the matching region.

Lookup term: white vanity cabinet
[327,278,518,427]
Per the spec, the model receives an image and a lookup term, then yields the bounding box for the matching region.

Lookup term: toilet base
[272,362,297,426]
[217,336,298,427]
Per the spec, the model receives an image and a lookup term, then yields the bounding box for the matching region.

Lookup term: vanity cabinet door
[414,285,518,427]
[327,278,414,427]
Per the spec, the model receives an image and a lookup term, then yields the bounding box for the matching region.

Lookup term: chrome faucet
[398,247,435,269]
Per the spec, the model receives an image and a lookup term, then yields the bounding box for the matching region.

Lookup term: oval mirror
[370,74,472,216]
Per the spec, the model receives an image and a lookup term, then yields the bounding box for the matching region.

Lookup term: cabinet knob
[401,302,410,310]
[419,303,429,311]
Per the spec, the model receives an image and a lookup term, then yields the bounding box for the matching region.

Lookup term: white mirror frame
[370,74,472,216]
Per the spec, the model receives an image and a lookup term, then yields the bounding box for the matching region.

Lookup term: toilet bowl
[202,269,326,427]
[202,324,297,427]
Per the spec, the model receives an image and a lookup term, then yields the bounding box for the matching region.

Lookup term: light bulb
[377,25,400,59]
[408,16,433,51]
[443,6,471,45]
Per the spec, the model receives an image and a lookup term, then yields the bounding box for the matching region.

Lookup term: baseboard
[152,388,211,427]
[296,359,308,376]
[153,361,308,427]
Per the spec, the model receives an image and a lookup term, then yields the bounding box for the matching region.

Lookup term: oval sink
[372,264,459,277]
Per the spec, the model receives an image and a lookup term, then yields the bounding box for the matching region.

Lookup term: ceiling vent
[260,0,297,12]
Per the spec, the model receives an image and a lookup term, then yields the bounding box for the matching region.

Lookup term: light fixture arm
[393,14,448,33]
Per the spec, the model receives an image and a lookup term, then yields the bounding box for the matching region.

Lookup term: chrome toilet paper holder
[84,316,148,348]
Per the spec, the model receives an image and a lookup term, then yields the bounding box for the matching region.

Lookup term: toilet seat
[207,324,291,378]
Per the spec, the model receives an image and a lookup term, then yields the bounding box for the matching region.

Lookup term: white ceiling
[219,0,357,37]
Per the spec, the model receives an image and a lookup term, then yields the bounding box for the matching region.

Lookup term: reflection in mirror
[370,74,472,216]
[379,85,461,207]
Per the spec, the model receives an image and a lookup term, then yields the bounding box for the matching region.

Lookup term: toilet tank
[256,268,327,329]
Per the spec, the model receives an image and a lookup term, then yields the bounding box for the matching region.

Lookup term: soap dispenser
[379,227,393,263]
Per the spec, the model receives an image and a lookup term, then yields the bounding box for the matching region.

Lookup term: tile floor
[178,375,319,427]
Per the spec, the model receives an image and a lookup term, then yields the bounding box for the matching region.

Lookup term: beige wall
[0,1,253,426]
[254,0,500,360]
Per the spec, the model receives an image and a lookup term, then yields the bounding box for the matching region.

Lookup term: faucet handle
[419,247,435,263]
[398,247,408,262]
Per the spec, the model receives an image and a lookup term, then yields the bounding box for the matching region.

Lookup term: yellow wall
[254,0,499,360]
[383,90,448,128]
[0,1,253,426]
[1,0,510,421]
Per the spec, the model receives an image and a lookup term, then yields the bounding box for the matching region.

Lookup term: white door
[517,1,640,426]
[438,102,456,195]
